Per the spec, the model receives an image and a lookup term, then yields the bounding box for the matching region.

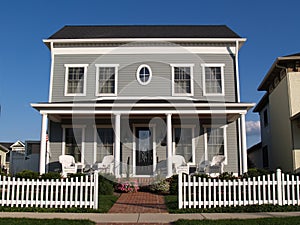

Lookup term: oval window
[136,65,152,85]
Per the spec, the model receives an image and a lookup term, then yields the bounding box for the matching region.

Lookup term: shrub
[115,180,139,193]
[243,168,270,178]
[68,173,85,178]
[99,179,114,195]
[15,170,39,179]
[166,175,178,195]
[149,180,170,194]
[41,172,62,180]
[218,172,237,180]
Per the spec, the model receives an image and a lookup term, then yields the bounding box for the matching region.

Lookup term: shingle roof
[48,25,241,39]
[283,52,300,57]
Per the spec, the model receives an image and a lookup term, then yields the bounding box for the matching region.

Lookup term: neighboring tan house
[254,53,300,173]
[0,143,10,172]
[32,25,254,177]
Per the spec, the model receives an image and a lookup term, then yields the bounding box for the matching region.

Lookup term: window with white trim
[64,64,88,96]
[202,64,225,95]
[204,126,227,162]
[96,64,118,95]
[95,127,114,163]
[63,127,84,163]
[136,64,152,85]
[173,127,194,163]
[171,64,193,96]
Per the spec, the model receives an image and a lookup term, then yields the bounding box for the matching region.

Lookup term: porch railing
[178,169,300,209]
[0,172,99,209]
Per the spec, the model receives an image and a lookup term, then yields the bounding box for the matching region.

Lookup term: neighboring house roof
[0,143,13,151]
[48,25,242,39]
[0,143,11,153]
[258,52,300,91]
[10,140,25,149]
[253,93,269,112]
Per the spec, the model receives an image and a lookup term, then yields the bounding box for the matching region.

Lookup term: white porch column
[166,113,173,178]
[114,113,121,178]
[39,113,48,175]
[240,114,248,173]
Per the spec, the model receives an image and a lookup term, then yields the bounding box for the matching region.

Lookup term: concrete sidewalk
[0,212,299,223]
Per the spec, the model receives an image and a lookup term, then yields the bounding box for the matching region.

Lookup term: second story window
[202,64,225,96]
[96,64,118,96]
[136,64,152,85]
[64,64,88,96]
[171,64,194,96]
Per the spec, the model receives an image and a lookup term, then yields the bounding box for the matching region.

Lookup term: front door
[135,127,153,176]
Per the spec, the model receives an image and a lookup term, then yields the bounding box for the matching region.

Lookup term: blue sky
[0,0,299,147]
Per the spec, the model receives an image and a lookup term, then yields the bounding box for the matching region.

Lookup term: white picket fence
[0,173,99,209]
[178,169,300,209]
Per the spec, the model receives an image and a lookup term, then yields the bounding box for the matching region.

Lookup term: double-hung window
[171,64,194,96]
[202,64,225,96]
[64,64,88,96]
[95,127,114,163]
[96,64,118,96]
[62,126,85,163]
[204,126,227,163]
[173,126,195,163]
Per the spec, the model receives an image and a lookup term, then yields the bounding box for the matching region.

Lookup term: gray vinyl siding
[51,54,236,102]
[48,118,239,174]
[224,121,239,173]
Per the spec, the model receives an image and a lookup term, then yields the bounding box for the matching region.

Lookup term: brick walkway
[108,192,168,213]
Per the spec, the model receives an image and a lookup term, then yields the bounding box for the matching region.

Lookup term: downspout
[235,40,243,174]
[49,41,54,103]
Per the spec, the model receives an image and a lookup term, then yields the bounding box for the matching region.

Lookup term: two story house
[32,25,253,178]
[254,53,300,173]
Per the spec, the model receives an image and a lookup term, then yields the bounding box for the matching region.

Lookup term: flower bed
[115,180,139,193]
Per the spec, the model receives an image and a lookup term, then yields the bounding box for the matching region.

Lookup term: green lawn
[98,194,119,212]
[0,218,94,225]
[174,216,300,225]
[164,195,300,213]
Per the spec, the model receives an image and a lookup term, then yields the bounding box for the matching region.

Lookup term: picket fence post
[94,171,99,209]
[178,172,183,209]
[276,169,283,206]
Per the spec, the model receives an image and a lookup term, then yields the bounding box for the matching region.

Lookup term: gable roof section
[48,25,242,39]
[258,52,300,91]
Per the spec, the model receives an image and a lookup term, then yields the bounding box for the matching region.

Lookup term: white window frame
[171,64,194,96]
[93,125,114,164]
[201,63,225,96]
[203,125,228,165]
[136,64,152,86]
[95,64,119,96]
[64,64,88,96]
[172,125,196,165]
[62,125,86,164]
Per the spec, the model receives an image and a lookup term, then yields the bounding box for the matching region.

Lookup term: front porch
[32,99,253,177]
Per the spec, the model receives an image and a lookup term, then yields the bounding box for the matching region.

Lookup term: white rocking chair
[172,155,189,174]
[59,155,77,177]
[93,155,114,174]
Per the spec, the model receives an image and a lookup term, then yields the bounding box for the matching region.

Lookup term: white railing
[178,169,300,209]
[0,172,99,209]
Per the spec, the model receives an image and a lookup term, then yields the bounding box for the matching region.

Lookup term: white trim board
[52,46,237,55]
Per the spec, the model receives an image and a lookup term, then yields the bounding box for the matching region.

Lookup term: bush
[115,180,139,193]
[218,172,237,180]
[166,175,178,195]
[99,179,114,195]
[67,173,85,178]
[243,168,270,178]
[149,180,170,194]
[41,172,61,180]
[15,170,39,179]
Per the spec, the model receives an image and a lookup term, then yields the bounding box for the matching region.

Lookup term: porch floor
[108,192,168,213]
